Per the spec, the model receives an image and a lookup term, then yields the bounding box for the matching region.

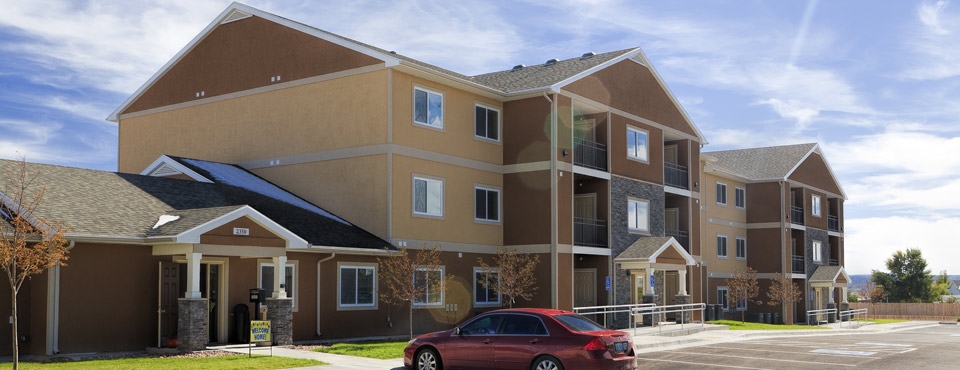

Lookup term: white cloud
[845,216,960,275]
[901,1,960,80]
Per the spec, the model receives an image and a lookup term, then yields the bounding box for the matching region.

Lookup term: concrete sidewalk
[223,320,941,370]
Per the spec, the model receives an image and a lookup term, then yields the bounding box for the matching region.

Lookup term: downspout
[780,180,789,322]
[316,253,335,337]
[544,90,558,309]
[47,240,74,355]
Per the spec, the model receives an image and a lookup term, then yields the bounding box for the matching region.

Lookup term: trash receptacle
[774,312,780,324]
[232,304,250,344]
[706,305,715,321]
[714,304,724,320]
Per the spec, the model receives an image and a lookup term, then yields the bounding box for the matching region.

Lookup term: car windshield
[554,314,607,332]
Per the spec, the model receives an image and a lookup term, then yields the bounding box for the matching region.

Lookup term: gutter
[316,253,336,337]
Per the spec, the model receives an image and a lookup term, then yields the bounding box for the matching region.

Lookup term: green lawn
[3,355,324,369]
[862,318,908,324]
[710,319,830,330]
[314,341,407,359]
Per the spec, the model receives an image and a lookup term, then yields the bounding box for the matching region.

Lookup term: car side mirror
[454,327,462,335]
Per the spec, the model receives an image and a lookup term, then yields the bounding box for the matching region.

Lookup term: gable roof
[810,266,850,287]
[108,3,706,143]
[704,143,846,199]
[614,236,696,266]
[0,158,392,251]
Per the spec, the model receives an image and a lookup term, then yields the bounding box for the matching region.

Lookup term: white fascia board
[649,237,697,265]
[140,155,213,182]
[393,63,504,100]
[300,245,394,255]
[785,144,848,200]
[175,205,309,249]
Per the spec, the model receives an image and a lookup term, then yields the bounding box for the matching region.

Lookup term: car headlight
[407,338,418,346]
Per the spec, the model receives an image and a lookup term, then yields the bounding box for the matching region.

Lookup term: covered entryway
[810,266,851,323]
[614,237,696,324]
[158,259,226,346]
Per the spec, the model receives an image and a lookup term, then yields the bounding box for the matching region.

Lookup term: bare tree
[727,267,761,322]
[377,245,447,339]
[477,248,540,308]
[766,273,802,325]
[0,158,70,369]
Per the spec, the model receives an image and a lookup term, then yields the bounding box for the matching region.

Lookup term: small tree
[727,267,761,322]
[377,245,447,339]
[0,158,70,369]
[931,270,951,301]
[766,273,802,325]
[477,248,540,308]
[871,248,934,302]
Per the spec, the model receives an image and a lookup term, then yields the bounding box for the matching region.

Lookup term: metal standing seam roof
[0,158,393,250]
[705,143,818,180]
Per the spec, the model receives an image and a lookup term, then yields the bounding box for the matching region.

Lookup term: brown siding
[59,244,161,353]
[788,153,842,196]
[574,256,610,307]
[557,253,573,310]
[805,189,828,230]
[558,170,572,245]
[503,97,552,165]
[557,95,573,164]
[563,60,697,137]
[746,182,784,224]
[124,16,382,114]
[200,217,286,247]
[609,114,663,183]
[504,171,551,245]
[746,228,785,274]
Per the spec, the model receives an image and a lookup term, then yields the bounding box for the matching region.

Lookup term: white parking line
[710,345,877,358]
[856,342,912,347]
[668,351,858,366]
[639,357,773,370]
[812,349,876,356]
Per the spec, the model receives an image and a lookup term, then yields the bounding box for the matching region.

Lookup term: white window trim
[413,266,445,308]
[716,182,728,206]
[627,198,650,233]
[811,194,822,217]
[258,260,298,312]
[813,240,823,263]
[717,234,728,258]
[474,185,501,224]
[474,103,501,143]
[337,262,378,310]
[626,126,650,163]
[412,175,444,218]
[735,237,747,260]
[735,187,746,209]
[413,86,444,129]
[473,267,501,307]
[718,286,729,311]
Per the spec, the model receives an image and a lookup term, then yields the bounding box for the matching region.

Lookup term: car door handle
[529,338,540,344]
[483,339,494,344]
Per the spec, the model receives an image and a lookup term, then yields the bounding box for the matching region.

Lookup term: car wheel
[415,348,442,370]
[532,355,564,370]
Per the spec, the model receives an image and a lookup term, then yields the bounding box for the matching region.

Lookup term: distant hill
[848,274,960,292]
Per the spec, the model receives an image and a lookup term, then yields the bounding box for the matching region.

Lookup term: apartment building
[701,143,848,323]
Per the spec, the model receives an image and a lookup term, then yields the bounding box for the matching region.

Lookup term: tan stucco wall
[701,171,748,274]
[118,70,389,173]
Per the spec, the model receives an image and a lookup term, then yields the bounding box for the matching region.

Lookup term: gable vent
[149,163,184,178]
[512,64,525,71]
[545,58,559,66]
[221,9,253,24]
[580,52,596,60]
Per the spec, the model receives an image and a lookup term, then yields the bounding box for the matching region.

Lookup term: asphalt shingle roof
[471,49,636,93]
[615,236,674,261]
[0,159,392,250]
[705,143,817,180]
[810,265,846,283]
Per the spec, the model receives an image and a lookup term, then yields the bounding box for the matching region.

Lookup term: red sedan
[403,308,636,370]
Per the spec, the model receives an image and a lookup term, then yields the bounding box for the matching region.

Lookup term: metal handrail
[806,308,837,326]
[631,303,706,334]
[573,303,655,329]
[839,308,868,328]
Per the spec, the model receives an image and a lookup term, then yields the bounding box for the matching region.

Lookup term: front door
[158,261,224,346]
[665,272,679,320]
[574,194,597,220]
[574,269,597,308]
[158,262,179,347]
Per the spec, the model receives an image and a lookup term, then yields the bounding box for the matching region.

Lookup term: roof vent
[512,64,525,71]
[580,52,596,59]
[221,9,252,24]
[389,51,397,54]
[545,58,559,66]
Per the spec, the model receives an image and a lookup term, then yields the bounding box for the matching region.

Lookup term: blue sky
[2,0,959,275]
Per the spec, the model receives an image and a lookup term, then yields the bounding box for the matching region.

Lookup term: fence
[849,302,960,321]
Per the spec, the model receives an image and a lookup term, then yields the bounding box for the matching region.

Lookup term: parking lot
[638,323,960,369]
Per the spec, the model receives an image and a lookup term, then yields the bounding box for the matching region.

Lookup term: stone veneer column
[642,294,660,326]
[675,295,691,323]
[266,298,293,345]
[177,298,208,352]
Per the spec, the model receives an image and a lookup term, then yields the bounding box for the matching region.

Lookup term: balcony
[665,229,689,252]
[828,215,839,231]
[573,137,608,171]
[790,206,804,225]
[574,217,608,247]
[792,255,804,273]
[664,162,689,189]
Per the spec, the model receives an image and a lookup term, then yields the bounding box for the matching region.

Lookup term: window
[813,240,822,263]
[413,177,443,217]
[811,194,822,217]
[718,287,729,310]
[460,314,505,335]
[716,182,727,205]
[475,187,500,222]
[717,235,728,258]
[259,261,297,309]
[736,237,746,260]
[414,267,444,307]
[339,264,376,308]
[735,187,745,208]
[736,298,747,311]
[475,105,499,141]
[626,127,649,162]
[474,268,500,306]
[627,199,650,232]
[501,314,548,335]
[414,87,443,128]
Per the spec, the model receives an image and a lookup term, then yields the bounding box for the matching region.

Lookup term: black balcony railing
[664,162,689,189]
[665,229,690,252]
[573,137,608,171]
[790,206,804,225]
[792,255,805,273]
[828,258,839,266]
[828,215,839,231]
[574,217,608,247]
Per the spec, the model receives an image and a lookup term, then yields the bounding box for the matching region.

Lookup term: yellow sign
[250,320,271,342]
